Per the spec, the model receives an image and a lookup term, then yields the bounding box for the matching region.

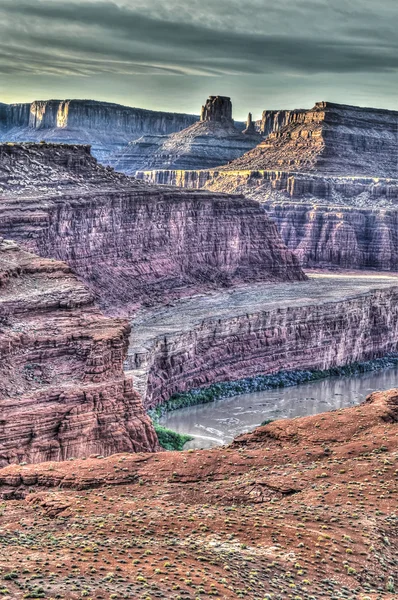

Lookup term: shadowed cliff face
[0,238,159,466]
[266,203,398,270]
[0,143,305,314]
[0,99,199,163]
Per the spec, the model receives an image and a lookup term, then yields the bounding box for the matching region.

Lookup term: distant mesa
[220,101,398,178]
[137,100,398,274]
[113,95,261,173]
[0,98,198,164]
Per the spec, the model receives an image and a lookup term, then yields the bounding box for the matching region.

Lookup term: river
[159,366,398,449]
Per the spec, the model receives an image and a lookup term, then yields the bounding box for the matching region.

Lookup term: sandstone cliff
[0,143,305,313]
[116,96,261,173]
[0,238,159,466]
[259,108,306,136]
[126,273,398,407]
[221,101,398,178]
[266,202,398,270]
[137,97,398,272]
[0,99,198,163]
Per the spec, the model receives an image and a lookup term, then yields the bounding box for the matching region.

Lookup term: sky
[0,0,396,120]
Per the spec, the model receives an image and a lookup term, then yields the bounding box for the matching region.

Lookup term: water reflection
[159,366,398,449]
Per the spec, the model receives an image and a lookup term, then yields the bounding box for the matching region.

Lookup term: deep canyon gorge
[138,101,398,271]
[0,92,397,599]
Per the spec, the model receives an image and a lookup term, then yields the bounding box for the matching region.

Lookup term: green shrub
[154,425,193,451]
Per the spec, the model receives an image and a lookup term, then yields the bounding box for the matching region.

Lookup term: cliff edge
[0,238,159,465]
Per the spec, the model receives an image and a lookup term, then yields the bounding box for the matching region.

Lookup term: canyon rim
[0,0,397,597]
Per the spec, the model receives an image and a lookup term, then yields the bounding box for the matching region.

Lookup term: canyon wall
[136,169,398,271]
[136,168,398,204]
[112,96,261,173]
[1,99,198,134]
[0,99,199,163]
[222,102,398,178]
[125,276,398,407]
[259,108,306,136]
[0,144,305,313]
[266,202,398,270]
[0,238,159,466]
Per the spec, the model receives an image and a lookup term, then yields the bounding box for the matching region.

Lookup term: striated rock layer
[259,107,306,136]
[266,202,398,270]
[137,168,398,271]
[0,390,396,597]
[109,133,168,175]
[0,238,159,466]
[136,166,398,205]
[0,143,305,313]
[223,101,398,178]
[0,99,198,163]
[125,273,398,407]
[113,96,261,173]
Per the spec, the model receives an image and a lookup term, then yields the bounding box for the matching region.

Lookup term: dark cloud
[1,0,397,75]
[0,0,396,113]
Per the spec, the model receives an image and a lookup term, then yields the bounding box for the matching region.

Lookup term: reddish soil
[0,389,396,599]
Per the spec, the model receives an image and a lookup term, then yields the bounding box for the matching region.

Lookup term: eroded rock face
[126,274,398,407]
[0,143,305,313]
[137,169,398,270]
[136,98,398,272]
[266,202,398,270]
[259,108,306,136]
[137,120,260,171]
[200,96,233,123]
[0,99,198,163]
[222,101,398,177]
[112,96,261,173]
[242,112,257,135]
[0,238,159,466]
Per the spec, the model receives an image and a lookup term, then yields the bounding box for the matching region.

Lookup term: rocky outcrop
[242,112,258,135]
[0,238,159,466]
[125,273,398,407]
[200,96,233,123]
[118,96,261,172]
[259,108,306,136]
[0,143,305,313]
[222,102,398,178]
[0,99,198,163]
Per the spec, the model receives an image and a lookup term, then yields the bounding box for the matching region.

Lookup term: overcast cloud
[0,0,396,118]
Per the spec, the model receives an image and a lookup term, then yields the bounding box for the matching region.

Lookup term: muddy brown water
[159,366,398,449]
